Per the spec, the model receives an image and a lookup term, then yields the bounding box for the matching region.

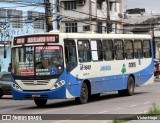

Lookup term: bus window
[125,40,134,59]
[143,40,151,58]
[134,40,143,59]
[91,40,103,61]
[78,40,91,62]
[114,40,124,60]
[103,40,114,61]
[64,39,77,72]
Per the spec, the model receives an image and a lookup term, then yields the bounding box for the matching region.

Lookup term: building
[59,0,123,34]
[0,0,46,72]
[123,8,160,59]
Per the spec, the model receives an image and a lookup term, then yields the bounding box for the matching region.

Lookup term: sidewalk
[154,77,160,82]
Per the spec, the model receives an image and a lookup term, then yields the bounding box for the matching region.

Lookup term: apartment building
[59,0,123,33]
[0,0,45,71]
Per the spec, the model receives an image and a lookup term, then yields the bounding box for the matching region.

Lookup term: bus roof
[14,31,151,40]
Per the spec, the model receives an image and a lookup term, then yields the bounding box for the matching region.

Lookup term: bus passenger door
[64,39,78,97]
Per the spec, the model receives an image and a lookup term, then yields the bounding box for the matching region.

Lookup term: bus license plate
[32,94,41,98]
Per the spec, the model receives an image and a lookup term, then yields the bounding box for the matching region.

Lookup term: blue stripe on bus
[12,59,154,100]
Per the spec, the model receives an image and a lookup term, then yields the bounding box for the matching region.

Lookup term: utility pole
[106,0,111,33]
[152,24,156,58]
[89,0,92,32]
[44,0,53,32]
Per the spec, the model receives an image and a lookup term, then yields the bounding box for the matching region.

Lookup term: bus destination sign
[14,35,59,45]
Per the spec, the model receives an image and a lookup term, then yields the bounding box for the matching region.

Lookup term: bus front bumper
[12,86,66,100]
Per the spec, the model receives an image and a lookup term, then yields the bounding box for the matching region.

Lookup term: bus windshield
[11,45,63,77]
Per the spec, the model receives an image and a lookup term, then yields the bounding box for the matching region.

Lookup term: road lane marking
[79,114,91,118]
[114,108,123,111]
[51,119,73,123]
[144,102,151,105]
[136,110,148,114]
[128,105,137,108]
[98,110,109,114]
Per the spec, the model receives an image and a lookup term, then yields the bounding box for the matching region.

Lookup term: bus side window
[114,40,124,60]
[103,40,114,61]
[134,40,143,59]
[64,39,77,72]
[143,40,151,58]
[78,40,91,62]
[125,40,134,59]
[91,40,103,61]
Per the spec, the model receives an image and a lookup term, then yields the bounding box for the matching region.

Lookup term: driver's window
[64,39,77,72]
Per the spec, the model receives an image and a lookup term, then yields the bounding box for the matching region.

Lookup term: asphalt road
[1,81,160,123]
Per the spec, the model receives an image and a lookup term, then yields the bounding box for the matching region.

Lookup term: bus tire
[118,76,135,96]
[0,89,3,98]
[34,99,47,107]
[75,82,88,104]
[126,76,135,96]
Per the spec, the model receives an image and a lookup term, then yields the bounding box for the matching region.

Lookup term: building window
[10,10,23,28]
[97,1,102,9]
[0,8,6,17]
[65,23,77,33]
[109,2,113,11]
[97,22,102,33]
[114,3,117,12]
[64,1,76,10]
[28,11,46,29]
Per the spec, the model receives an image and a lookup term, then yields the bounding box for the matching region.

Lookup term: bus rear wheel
[34,99,47,107]
[0,89,3,98]
[75,82,88,104]
[118,76,135,96]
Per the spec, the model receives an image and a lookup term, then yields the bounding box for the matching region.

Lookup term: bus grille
[21,80,50,85]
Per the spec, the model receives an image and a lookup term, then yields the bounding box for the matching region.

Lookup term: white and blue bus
[11,31,154,106]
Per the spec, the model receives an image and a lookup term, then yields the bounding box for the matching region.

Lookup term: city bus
[11,31,154,106]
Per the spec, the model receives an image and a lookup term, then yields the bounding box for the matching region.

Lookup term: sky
[122,0,160,13]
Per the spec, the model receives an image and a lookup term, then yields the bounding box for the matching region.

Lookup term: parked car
[0,72,12,98]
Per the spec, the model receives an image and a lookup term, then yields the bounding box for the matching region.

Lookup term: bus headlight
[50,80,65,90]
[12,83,22,91]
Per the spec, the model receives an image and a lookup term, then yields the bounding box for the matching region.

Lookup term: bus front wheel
[75,82,88,104]
[34,99,47,107]
[0,89,3,98]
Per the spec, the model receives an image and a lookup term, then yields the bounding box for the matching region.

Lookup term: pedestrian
[8,63,11,72]
[155,61,159,78]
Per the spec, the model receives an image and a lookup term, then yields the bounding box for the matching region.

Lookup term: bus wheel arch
[75,80,91,104]
[34,99,47,107]
[118,75,135,96]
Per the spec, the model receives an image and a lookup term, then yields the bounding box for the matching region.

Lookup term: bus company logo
[100,65,111,71]
[80,64,91,70]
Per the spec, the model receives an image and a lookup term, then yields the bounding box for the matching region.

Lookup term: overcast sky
[122,0,160,13]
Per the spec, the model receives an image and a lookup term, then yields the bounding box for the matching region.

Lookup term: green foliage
[147,103,160,115]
